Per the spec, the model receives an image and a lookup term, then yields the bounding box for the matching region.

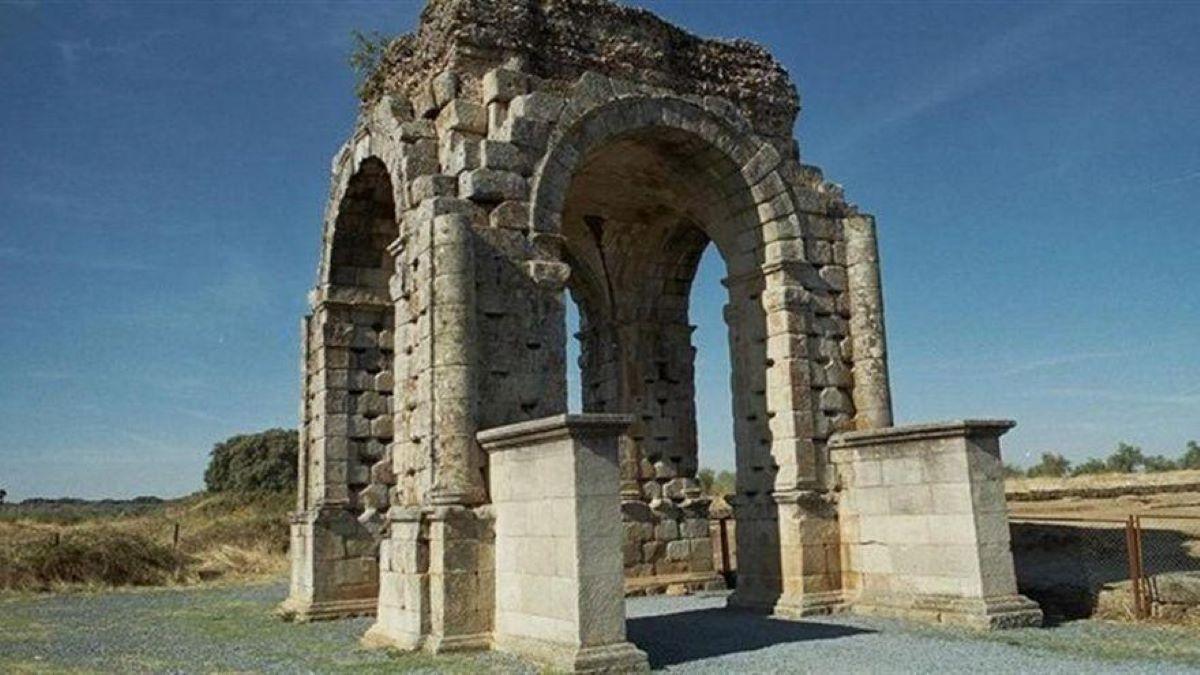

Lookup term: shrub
[1143,454,1178,472]
[0,529,184,591]
[1072,458,1109,476]
[1183,441,1200,470]
[697,468,735,498]
[349,30,392,100]
[1002,463,1025,478]
[203,429,298,493]
[1105,442,1145,473]
[1027,452,1071,478]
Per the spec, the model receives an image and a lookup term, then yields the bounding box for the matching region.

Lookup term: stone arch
[288,153,400,621]
[529,94,823,604]
[529,95,794,277]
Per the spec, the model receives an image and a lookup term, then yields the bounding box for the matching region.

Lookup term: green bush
[1071,458,1109,476]
[1183,441,1200,470]
[1027,452,1071,478]
[1105,442,1145,473]
[697,468,736,498]
[203,429,298,493]
[1142,454,1178,472]
[349,30,392,100]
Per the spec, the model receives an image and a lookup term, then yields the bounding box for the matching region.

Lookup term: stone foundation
[482,414,649,673]
[282,506,378,621]
[830,421,1043,629]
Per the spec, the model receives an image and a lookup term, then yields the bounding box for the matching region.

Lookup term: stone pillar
[481,414,649,673]
[759,265,819,490]
[830,420,1042,629]
[430,213,484,506]
[283,294,388,621]
[843,215,893,429]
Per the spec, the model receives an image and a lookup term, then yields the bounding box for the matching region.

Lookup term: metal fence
[1009,514,1200,620]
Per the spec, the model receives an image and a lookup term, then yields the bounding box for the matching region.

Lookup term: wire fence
[0,521,185,551]
[1009,514,1200,621]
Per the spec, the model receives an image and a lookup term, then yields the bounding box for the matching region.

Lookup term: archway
[285,155,398,620]
[553,123,780,602]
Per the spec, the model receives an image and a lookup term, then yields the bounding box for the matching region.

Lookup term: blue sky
[1,1,1196,501]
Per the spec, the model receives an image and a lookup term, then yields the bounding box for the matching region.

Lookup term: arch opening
[556,124,765,592]
[309,155,398,515]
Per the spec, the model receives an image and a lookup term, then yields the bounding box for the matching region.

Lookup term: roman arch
[283,0,1042,670]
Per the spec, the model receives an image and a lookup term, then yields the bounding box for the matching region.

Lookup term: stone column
[843,214,893,429]
[481,414,649,673]
[829,420,1042,629]
[429,213,484,506]
[282,292,386,622]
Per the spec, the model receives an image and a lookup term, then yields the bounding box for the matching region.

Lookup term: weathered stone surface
[482,68,528,104]
[458,168,526,203]
[293,0,1030,661]
[358,0,799,138]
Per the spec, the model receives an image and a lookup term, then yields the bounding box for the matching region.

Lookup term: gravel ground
[3,581,1199,673]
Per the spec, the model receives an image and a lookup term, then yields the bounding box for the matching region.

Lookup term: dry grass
[0,491,292,593]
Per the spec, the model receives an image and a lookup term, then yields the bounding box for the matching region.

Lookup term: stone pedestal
[830,420,1042,629]
[725,492,844,618]
[363,505,494,652]
[480,414,649,673]
[280,506,378,621]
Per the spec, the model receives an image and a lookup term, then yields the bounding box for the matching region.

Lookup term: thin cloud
[998,350,1130,376]
[55,29,177,82]
[0,246,157,273]
[1145,170,1200,190]
[1039,387,1200,407]
[826,3,1083,156]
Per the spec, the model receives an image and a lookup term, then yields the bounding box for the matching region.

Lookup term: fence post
[173,522,180,549]
[718,517,732,584]
[1134,515,1149,619]
[1124,515,1149,619]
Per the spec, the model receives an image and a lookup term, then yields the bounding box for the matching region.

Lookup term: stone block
[641,541,664,563]
[654,519,679,541]
[436,99,487,136]
[432,71,458,107]
[482,68,528,104]
[480,140,526,173]
[680,518,709,539]
[410,174,458,203]
[665,539,689,562]
[509,91,565,121]
[459,169,527,203]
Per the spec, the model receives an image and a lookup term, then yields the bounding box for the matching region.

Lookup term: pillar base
[850,591,1043,629]
[279,596,377,623]
[726,589,848,618]
[494,634,649,674]
[282,507,379,622]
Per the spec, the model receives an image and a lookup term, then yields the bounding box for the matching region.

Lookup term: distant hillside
[0,491,293,592]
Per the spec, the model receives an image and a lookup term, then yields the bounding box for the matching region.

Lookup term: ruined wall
[296,0,903,632]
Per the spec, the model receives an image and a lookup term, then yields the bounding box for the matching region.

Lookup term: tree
[1002,464,1025,479]
[349,30,391,100]
[1106,442,1145,473]
[1143,454,1178,472]
[1072,458,1108,476]
[0,488,6,505]
[204,429,299,493]
[697,468,735,498]
[1026,452,1071,478]
[1182,441,1200,470]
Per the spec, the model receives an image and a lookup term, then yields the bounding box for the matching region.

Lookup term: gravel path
[3,581,1199,673]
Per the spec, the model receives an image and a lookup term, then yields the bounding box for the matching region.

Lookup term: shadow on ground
[627,607,873,668]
